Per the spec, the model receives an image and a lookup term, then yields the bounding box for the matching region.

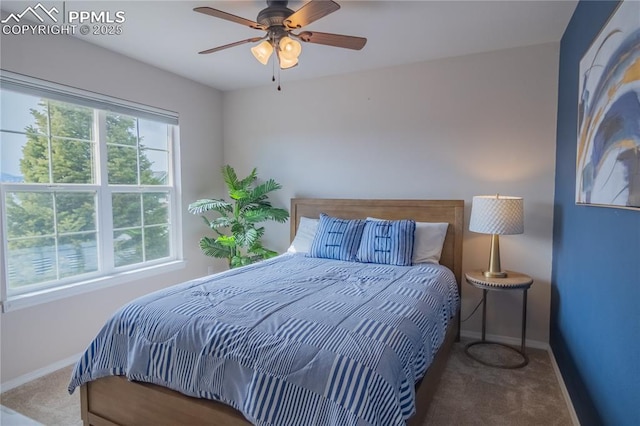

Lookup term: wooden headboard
[289,198,464,289]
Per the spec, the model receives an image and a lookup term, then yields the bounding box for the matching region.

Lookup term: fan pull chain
[277,67,281,91]
[271,51,281,91]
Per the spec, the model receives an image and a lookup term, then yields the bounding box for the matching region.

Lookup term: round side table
[464,270,533,369]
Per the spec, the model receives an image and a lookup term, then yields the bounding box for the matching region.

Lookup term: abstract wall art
[576,0,640,209]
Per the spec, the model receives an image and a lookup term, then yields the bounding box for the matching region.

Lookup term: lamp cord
[461,294,485,322]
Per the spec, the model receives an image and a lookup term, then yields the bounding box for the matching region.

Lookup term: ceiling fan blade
[198,37,265,55]
[194,7,267,30]
[297,31,367,50]
[284,0,340,29]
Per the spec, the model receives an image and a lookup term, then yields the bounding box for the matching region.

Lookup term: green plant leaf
[230,255,254,268]
[234,225,258,248]
[230,255,243,268]
[229,189,250,201]
[238,168,258,190]
[249,244,278,259]
[248,179,282,203]
[244,227,259,247]
[216,235,236,247]
[244,207,290,223]
[243,209,270,223]
[199,237,232,259]
[254,226,266,239]
[231,223,246,239]
[269,207,290,223]
[210,216,233,229]
[262,249,278,259]
[222,165,239,191]
[201,215,212,228]
[188,199,232,215]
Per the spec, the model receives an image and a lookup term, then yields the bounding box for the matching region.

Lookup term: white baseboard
[548,347,581,426]
[459,331,580,425]
[0,353,81,393]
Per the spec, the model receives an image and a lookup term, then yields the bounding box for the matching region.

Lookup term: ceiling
[1,1,578,91]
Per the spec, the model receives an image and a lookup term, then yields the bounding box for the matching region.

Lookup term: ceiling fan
[194,0,367,71]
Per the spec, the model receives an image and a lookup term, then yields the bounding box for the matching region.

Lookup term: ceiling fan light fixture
[251,40,274,65]
[279,36,302,60]
[194,1,367,88]
[278,53,298,69]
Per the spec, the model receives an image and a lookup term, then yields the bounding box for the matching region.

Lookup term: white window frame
[0,70,184,312]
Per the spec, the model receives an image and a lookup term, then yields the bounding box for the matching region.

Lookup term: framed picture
[576,0,640,210]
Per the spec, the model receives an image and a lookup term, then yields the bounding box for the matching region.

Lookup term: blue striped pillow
[308,214,366,261]
[356,219,416,266]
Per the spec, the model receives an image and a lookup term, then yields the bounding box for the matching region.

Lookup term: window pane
[58,234,98,278]
[4,192,98,288]
[2,77,179,297]
[7,237,57,289]
[107,145,138,184]
[51,137,94,184]
[1,131,26,182]
[114,229,142,267]
[145,225,170,261]
[143,193,169,225]
[106,113,137,146]
[141,148,168,185]
[5,192,54,238]
[0,90,47,134]
[48,100,93,140]
[112,193,141,228]
[139,119,168,151]
[1,131,51,183]
[56,192,97,233]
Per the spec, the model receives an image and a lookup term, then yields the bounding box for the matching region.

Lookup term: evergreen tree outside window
[0,74,180,306]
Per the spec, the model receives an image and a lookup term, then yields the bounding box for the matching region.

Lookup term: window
[0,71,182,310]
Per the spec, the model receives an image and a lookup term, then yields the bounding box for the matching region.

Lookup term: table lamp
[469,195,524,278]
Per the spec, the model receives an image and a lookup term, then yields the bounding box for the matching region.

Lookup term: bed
[71,198,463,426]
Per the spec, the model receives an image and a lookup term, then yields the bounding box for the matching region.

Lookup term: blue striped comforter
[68,253,459,425]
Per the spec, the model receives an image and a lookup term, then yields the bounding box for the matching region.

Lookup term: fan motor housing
[257,1,294,27]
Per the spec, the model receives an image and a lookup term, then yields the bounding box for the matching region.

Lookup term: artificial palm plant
[188,165,289,268]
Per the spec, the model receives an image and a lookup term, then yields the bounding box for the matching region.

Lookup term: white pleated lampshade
[469,195,524,235]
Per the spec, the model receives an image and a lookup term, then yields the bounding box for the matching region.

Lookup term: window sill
[1,260,186,313]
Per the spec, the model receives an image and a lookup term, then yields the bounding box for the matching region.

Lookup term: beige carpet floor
[1,340,573,425]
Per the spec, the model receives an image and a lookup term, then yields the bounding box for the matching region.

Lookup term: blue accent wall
[552,1,640,425]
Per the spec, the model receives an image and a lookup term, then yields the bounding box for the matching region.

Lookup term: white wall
[0,30,225,384]
[223,43,559,344]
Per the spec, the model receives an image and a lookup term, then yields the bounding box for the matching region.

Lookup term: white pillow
[413,221,449,264]
[367,217,448,264]
[287,217,319,254]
